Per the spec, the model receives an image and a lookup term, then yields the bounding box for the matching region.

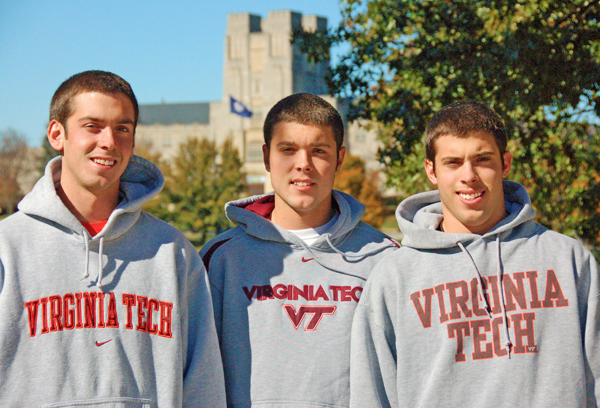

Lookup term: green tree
[146,138,247,248]
[0,128,29,215]
[294,0,600,256]
[334,154,386,228]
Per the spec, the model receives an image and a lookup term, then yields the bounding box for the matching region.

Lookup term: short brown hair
[263,93,344,150]
[424,101,507,162]
[50,70,139,130]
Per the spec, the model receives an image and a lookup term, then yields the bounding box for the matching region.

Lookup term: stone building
[136,10,381,195]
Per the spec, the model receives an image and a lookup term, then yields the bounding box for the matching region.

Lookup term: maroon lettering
[526,271,542,309]
[447,322,470,362]
[83,292,97,328]
[147,298,160,335]
[273,284,287,299]
[314,285,330,301]
[511,312,538,354]
[159,301,173,338]
[243,286,257,301]
[25,300,40,337]
[75,293,84,329]
[491,316,509,357]
[97,292,106,328]
[49,295,63,332]
[435,284,449,323]
[542,270,569,308]
[410,288,434,328]
[40,297,49,334]
[122,293,136,330]
[470,277,490,317]
[63,294,75,330]
[137,295,148,332]
[340,286,352,301]
[487,276,502,314]
[106,292,119,328]
[260,285,274,301]
[293,285,310,301]
[470,319,492,360]
[447,281,472,319]
[350,286,362,302]
[283,304,337,331]
[503,272,527,311]
[330,286,341,301]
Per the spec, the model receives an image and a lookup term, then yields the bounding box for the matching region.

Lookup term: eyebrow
[440,151,495,161]
[275,141,333,148]
[77,116,135,125]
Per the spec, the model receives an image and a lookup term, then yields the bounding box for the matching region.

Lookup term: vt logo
[283,304,337,331]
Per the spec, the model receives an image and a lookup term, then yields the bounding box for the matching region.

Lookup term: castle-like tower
[136,10,380,195]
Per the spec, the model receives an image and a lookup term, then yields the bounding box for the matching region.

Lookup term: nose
[98,127,116,150]
[461,161,478,183]
[295,149,313,172]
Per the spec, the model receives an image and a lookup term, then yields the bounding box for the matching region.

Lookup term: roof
[139,102,210,125]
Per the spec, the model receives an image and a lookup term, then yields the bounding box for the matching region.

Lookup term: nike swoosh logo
[302,257,314,262]
[95,339,113,347]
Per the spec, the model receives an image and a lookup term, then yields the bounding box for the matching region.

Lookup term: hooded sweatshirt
[200,191,399,408]
[350,181,600,407]
[0,156,226,407]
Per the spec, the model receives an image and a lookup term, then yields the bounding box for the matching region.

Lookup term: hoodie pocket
[39,397,152,408]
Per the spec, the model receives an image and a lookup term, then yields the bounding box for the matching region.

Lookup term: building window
[246,141,264,162]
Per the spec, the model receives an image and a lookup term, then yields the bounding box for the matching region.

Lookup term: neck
[271,198,335,230]
[56,184,118,223]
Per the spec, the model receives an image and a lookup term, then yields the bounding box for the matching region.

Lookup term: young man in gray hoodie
[200,93,399,407]
[0,70,226,407]
[350,101,599,407]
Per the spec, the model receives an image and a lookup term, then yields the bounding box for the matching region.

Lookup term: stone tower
[220,11,330,194]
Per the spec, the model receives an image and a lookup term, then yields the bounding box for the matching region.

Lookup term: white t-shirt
[287,213,339,245]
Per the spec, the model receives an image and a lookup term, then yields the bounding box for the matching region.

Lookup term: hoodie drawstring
[80,231,106,292]
[324,234,395,260]
[81,230,91,281]
[97,236,105,291]
[495,236,513,358]
[457,237,513,359]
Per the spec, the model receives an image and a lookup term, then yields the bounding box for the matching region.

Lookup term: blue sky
[0,1,343,146]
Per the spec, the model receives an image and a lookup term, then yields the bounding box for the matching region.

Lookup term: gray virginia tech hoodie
[0,156,226,407]
[200,190,399,408]
[350,181,600,407]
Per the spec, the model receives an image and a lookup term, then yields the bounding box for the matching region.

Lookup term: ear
[502,151,512,177]
[335,146,346,171]
[262,144,270,172]
[47,120,66,153]
[424,158,438,185]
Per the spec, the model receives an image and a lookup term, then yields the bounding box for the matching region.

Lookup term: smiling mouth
[93,158,116,166]
[293,181,313,187]
[458,192,483,200]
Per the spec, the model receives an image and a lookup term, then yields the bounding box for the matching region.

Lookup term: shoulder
[350,221,398,244]
[517,221,593,258]
[199,226,246,270]
[0,212,37,242]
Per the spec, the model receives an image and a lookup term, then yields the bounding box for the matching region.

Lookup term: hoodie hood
[17,155,163,289]
[223,190,397,279]
[226,190,365,248]
[397,180,537,249]
[19,155,163,241]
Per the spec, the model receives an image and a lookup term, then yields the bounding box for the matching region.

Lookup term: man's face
[48,92,135,199]
[263,122,345,228]
[424,132,512,235]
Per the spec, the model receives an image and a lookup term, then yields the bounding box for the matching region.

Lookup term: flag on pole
[230,96,252,117]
